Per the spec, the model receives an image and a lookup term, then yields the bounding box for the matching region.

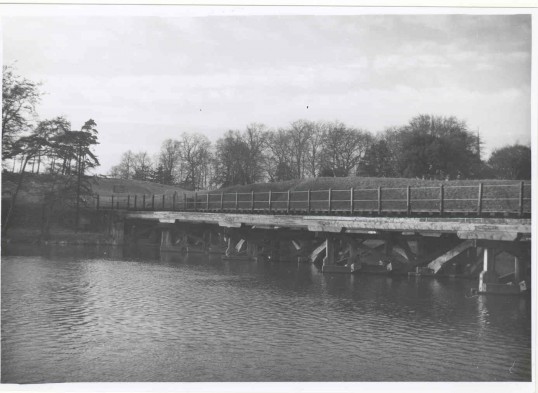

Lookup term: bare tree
[177,132,211,190]
[109,150,135,179]
[304,121,325,178]
[2,65,41,161]
[157,139,181,185]
[213,130,248,187]
[213,125,268,187]
[132,151,153,181]
[243,123,268,184]
[265,128,293,181]
[288,119,315,179]
[320,122,372,177]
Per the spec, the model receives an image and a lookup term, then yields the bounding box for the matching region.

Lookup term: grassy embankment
[1,173,189,244]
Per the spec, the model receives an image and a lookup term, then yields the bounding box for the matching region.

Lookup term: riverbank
[1,227,118,246]
[1,172,190,245]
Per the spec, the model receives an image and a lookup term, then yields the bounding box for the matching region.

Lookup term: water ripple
[1,247,532,383]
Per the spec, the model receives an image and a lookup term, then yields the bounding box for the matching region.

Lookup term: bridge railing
[93,181,532,217]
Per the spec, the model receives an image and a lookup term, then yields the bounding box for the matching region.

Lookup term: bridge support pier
[161,228,172,248]
[479,247,498,292]
[322,236,354,273]
[160,226,187,253]
[102,212,126,246]
[123,212,530,295]
[514,256,521,283]
[207,230,226,254]
[268,239,280,262]
[247,240,261,258]
[110,221,125,245]
[223,232,250,259]
[478,246,526,295]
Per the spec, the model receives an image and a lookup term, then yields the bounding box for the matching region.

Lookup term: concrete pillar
[483,247,491,271]
[110,221,125,245]
[514,256,521,283]
[479,247,498,293]
[225,236,235,257]
[269,239,280,262]
[247,241,260,258]
[323,238,334,266]
[125,223,138,245]
[479,247,489,292]
[161,229,172,248]
[322,237,353,273]
[347,240,358,268]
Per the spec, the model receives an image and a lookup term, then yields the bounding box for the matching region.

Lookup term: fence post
[127,195,130,210]
[287,190,291,213]
[307,189,311,213]
[143,194,146,210]
[350,187,354,213]
[251,191,254,212]
[439,185,444,215]
[378,187,382,214]
[194,192,198,211]
[406,186,411,215]
[112,195,115,210]
[152,194,155,211]
[477,183,483,215]
[162,194,165,210]
[96,194,100,210]
[172,193,176,211]
[406,186,411,216]
[220,192,224,211]
[268,190,272,213]
[183,193,187,210]
[519,181,524,217]
[328,188,332,213]
[206,193,209,211]
[235,192,238,211]
[134,195,137,210]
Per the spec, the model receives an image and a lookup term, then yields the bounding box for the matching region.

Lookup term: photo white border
[0,3,536,393]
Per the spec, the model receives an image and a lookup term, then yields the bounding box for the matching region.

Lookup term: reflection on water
[1,244,532,383]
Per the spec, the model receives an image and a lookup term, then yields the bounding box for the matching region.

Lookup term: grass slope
[213,176,524,194]
[93,177,190,196]
[1,173,190,205]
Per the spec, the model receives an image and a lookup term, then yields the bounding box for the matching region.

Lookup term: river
[1,244,532,383]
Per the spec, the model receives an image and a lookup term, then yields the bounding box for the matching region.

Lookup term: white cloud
[3,14,531,174]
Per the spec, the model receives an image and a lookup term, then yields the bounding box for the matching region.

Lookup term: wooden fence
[92,181,532,218]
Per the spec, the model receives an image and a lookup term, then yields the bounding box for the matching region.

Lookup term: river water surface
[1,245,532,383]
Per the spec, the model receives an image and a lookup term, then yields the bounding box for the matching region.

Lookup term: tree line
[111,116,531,190]
[2,65,99,235]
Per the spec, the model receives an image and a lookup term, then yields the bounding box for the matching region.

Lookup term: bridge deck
[125,211,531,242]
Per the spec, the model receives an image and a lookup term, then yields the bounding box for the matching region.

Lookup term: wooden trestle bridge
[95,181,532,295]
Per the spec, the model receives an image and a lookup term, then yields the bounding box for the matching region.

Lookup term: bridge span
[96,182,532,295]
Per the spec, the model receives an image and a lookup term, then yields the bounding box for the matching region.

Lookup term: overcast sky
[2,13,532,175]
